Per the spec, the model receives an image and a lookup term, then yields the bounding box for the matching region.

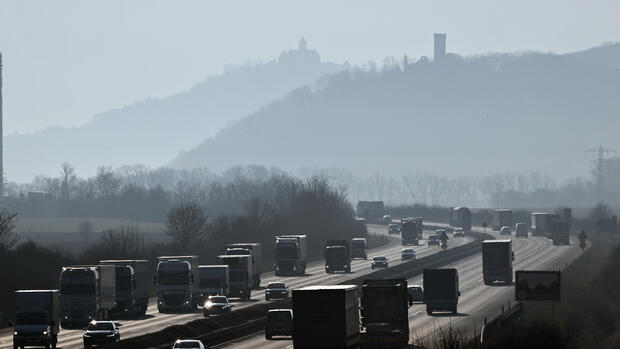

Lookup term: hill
[6,38,345,181]
[171,43,620,180]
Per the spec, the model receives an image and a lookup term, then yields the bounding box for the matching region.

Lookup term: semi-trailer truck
[274,235,308,275]
[531,212,550,236]
[351,238,367,260]
[482,240,513,284]
[293,285,359,349]
[401,219,419,245]
[356,201,384,223]
[225,243,262,287]
[59,265,116,327]
[450,207,472,233]
[492,209,513,231]
[324,240,352,273]
[198,265,230,298]
[155,256,200,312]
[218,254,253,300]
[11,290,60,349]
[551,221,570,245]
[360,279,409,349]
[100,259,150,316]
[423,269,460,315]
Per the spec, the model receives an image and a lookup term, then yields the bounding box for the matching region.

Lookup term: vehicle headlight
[158,300,164,305]
[43,330,48,335]
[13,331,18,336]
[205,301,213,308]
[107,334,115,337]
[83,334,91,338]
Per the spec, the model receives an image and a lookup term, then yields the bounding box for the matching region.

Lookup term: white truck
[218,254,253,300]
[100,259,150,316]
[274,235,308,276]
[531,212,550,237]
[155,256,200,312]
[198,265,230,298]
[11,290,60,349]
[59,265,116,328]
[225,243,262,288]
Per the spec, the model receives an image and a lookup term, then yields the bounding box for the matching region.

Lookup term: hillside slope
[171,43,620,180]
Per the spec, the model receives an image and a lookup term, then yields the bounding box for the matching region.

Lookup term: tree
[81,225,146,261]
[166,202,210,246]
[60,162,77,200]
[95,166,120,198]
[0,210,18,249]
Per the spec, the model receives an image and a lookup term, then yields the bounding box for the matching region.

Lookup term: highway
[0,224,474,349]
[214,231,582,348]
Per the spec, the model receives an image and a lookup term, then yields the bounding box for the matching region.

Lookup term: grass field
[15,217,165,234]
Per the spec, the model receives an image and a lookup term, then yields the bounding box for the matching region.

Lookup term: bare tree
[60,162,77,200]
[95,166,120,198]
[166,202,210,246]
[83,225,146,261]
[0,210,18,249]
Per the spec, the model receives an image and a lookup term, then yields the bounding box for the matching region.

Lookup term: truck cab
[351,238,367,259]
[12,290,60,349]
[155,256,200,312]
[324,240,351,273]
[265,309,293,340]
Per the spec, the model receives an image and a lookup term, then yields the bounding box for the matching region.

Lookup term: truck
[274,235,308,276]
[492,209,513,231]
[293,285,359,349]
[360,279,409,349]
[100,259,150,316]
[357,201,384,223]
[423,269,460,315]
[225,243,262,287]
[59,265,116,328]
[155,256,200,312]
[198,265,230,298]
[351,238,367,260]
[11,290,60,349]
[482,240,513,284]
[218,254,253,300]
[551,221,570,245]
[324,240,352,273]
[531,212,550,236]
[401,219,419,246]
[450,207,472,233]
[557,207,572,230]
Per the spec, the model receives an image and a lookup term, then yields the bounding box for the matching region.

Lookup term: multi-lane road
[215,230,582,348]
[0,224,475,349]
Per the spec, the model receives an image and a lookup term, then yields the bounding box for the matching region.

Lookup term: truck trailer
[361,279,409,349]
[351,238,367,260]
[155,256,200,312]
[100,259,150,316]
[401,219,420,246]
[450,207,472,233]
[59,265,116,327]
[324,240,352,273]
[225,243,262,288]
[356,201,385,223]
[198,265,230,298]
[11,290,60,349]
[482,240,513,284]
[423,269,460,315]
[551,221,570,245]
[218,254,253,300]
[274,235,308,275]
[492,209,513,231]
[293,285,359,349]
[531,213,550,237]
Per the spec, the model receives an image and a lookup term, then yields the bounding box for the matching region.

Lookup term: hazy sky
[1,0,619,135]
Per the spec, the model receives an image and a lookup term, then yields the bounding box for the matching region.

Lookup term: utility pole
[585,144,616,197]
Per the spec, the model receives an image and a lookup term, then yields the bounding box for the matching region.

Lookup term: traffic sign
[482,222,488,231]
[439,231,449,242]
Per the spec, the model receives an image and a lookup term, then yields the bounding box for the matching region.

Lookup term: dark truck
[11,290,60,349]
[324,240,352,273]
[482,240,513,284]
[293,285,359,349]
[361,279,409,349]
[100,259,150,316]
[551,221,570,245]
[449,207,472,233]
[351,238,367,259]
[401,219,419,246]
[423,269,460,315]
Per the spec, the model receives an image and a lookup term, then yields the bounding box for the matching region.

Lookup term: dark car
[401,248,416,261]
[388,224,400,235]
[371,256,389,269]
[428,234,440,246]
[265,282,289,301]
[265,309,293,339]
[83,321,120,348]
[407,285,424,305]
[202,296,232,317]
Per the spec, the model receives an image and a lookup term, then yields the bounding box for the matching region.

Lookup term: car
[265,282,289,301]
[407,285,424,305]
[382,215,393,224]
[388,223,400,235]
[401,248,416,261]
[371,256,389,269]
[453,228,465,237]
[83,321,120,348]
[515,222,528,238]
[428,234,440,246]
[265,309,293,339]
[202,295,232,317]
[172,339,207,349]
[500,226,512,235]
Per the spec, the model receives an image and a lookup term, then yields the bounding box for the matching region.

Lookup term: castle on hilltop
[278,37,321,67]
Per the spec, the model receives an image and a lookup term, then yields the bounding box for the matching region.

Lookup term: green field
[15,217,165,234]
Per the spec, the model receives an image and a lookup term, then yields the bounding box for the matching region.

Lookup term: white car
[173,339,206,349]
[500,226,512,235]
[453,228,465,237]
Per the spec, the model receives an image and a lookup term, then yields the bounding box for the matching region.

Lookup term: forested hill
[171,43,620,180]
[6,39,345,181]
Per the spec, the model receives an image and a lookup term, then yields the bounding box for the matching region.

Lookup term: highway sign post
[578,230,587,250]
[439,231,448,250]
[482,222,487,232]
[516,270,561,325]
